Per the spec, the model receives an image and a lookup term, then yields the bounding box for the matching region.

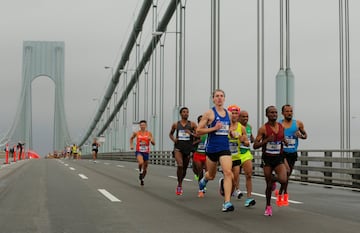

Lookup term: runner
[192,115,207,197]
[92,138,100,163]
[253,105,288,216]
[130,120,155,186]
[197,89,234,212]
[278,104,307,205]
[227,105,253,206]
[169,107,197,195]
[238,110,256,207]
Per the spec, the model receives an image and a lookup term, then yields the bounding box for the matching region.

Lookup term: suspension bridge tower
[1,41,72,152]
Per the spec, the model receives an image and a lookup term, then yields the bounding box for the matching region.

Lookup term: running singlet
[281,119,299,153]
[72,145,77,154]
[136,131,151,153]
[240,124,252,154]
[228,122,242,161]
[206,107,230,153]
[263,122,284,155]
[195,134,207,154]
[92,143,98,151]
[175,121,195,155]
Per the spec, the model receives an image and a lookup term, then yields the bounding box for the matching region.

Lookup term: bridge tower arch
[3,41,72,152]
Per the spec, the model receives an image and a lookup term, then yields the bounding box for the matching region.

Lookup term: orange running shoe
[283,193,289,206]
[197,190,204,198]
[276,194,284,207]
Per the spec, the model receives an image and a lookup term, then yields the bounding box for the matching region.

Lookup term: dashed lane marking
[78,174,88,179]
[98,189,121,202]
[168,175,192,182]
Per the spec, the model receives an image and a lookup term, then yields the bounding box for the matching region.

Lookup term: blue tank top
[282,119,299,153]
[206,107,230,153]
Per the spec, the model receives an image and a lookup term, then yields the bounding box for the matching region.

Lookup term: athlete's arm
[129,132,137,150]
[240,125,250,147]
[169,123,177,143]
[248,125,255,143]
[253,125,267,149]
[297,120,307,139]
[196,109,220,135]
[149,132,155,145]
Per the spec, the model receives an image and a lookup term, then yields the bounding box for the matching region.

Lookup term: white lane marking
[104,162,110,165]
[79,174,88,179]
[69,167,75,170]
[98,189,121,202]
[64,164,69,166]
[168,176,192,182]
[117,165,125,168]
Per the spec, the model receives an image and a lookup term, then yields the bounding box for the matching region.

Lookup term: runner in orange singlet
[130,120,155,186]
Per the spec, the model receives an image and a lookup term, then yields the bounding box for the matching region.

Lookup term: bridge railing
[81,149,360,188]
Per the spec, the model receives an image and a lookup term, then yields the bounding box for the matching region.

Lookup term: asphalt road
[0,159,359,233]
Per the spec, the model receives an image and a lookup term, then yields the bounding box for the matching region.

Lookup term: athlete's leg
[193,160,202,180]
[136,153,144,173]
[274,163,287,194]
[232,165,240,191]
[142,160,148,179]
[174,150,184,186]
[192,158,199,178]
[204,157,217,181]
[280,158,290,194]
[219,155,234,203]
[242,159,253,198]
[181,155,190,181]
[263,165,273,206]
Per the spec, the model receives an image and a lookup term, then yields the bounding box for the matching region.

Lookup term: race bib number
[178,130,191,141]
[229,141,239,155]
[266,141,281,154]
[139,141,149,152]
[215,123,229,136]
[284,136,296,149]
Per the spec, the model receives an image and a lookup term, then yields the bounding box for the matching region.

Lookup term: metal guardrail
[81,149,360,188]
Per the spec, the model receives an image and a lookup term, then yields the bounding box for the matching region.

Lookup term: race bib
[178,130,191,141]
[266,141,281,154]
[215,123,229,136]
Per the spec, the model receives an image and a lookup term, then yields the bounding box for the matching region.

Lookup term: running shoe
[218,177,224,197]
[194,174,199,181]
[274,189,279,197]
[199,178,207,191]
[276,194,284,207]
[244,197,256,207]
[222,202,234,212]
[176,186,183,195]
[283,193,289,206]
[264,205,272,216]
[233,189,243,199]
[197,190,205,198]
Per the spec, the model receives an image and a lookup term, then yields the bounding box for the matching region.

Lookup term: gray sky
[1,0,360,156]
